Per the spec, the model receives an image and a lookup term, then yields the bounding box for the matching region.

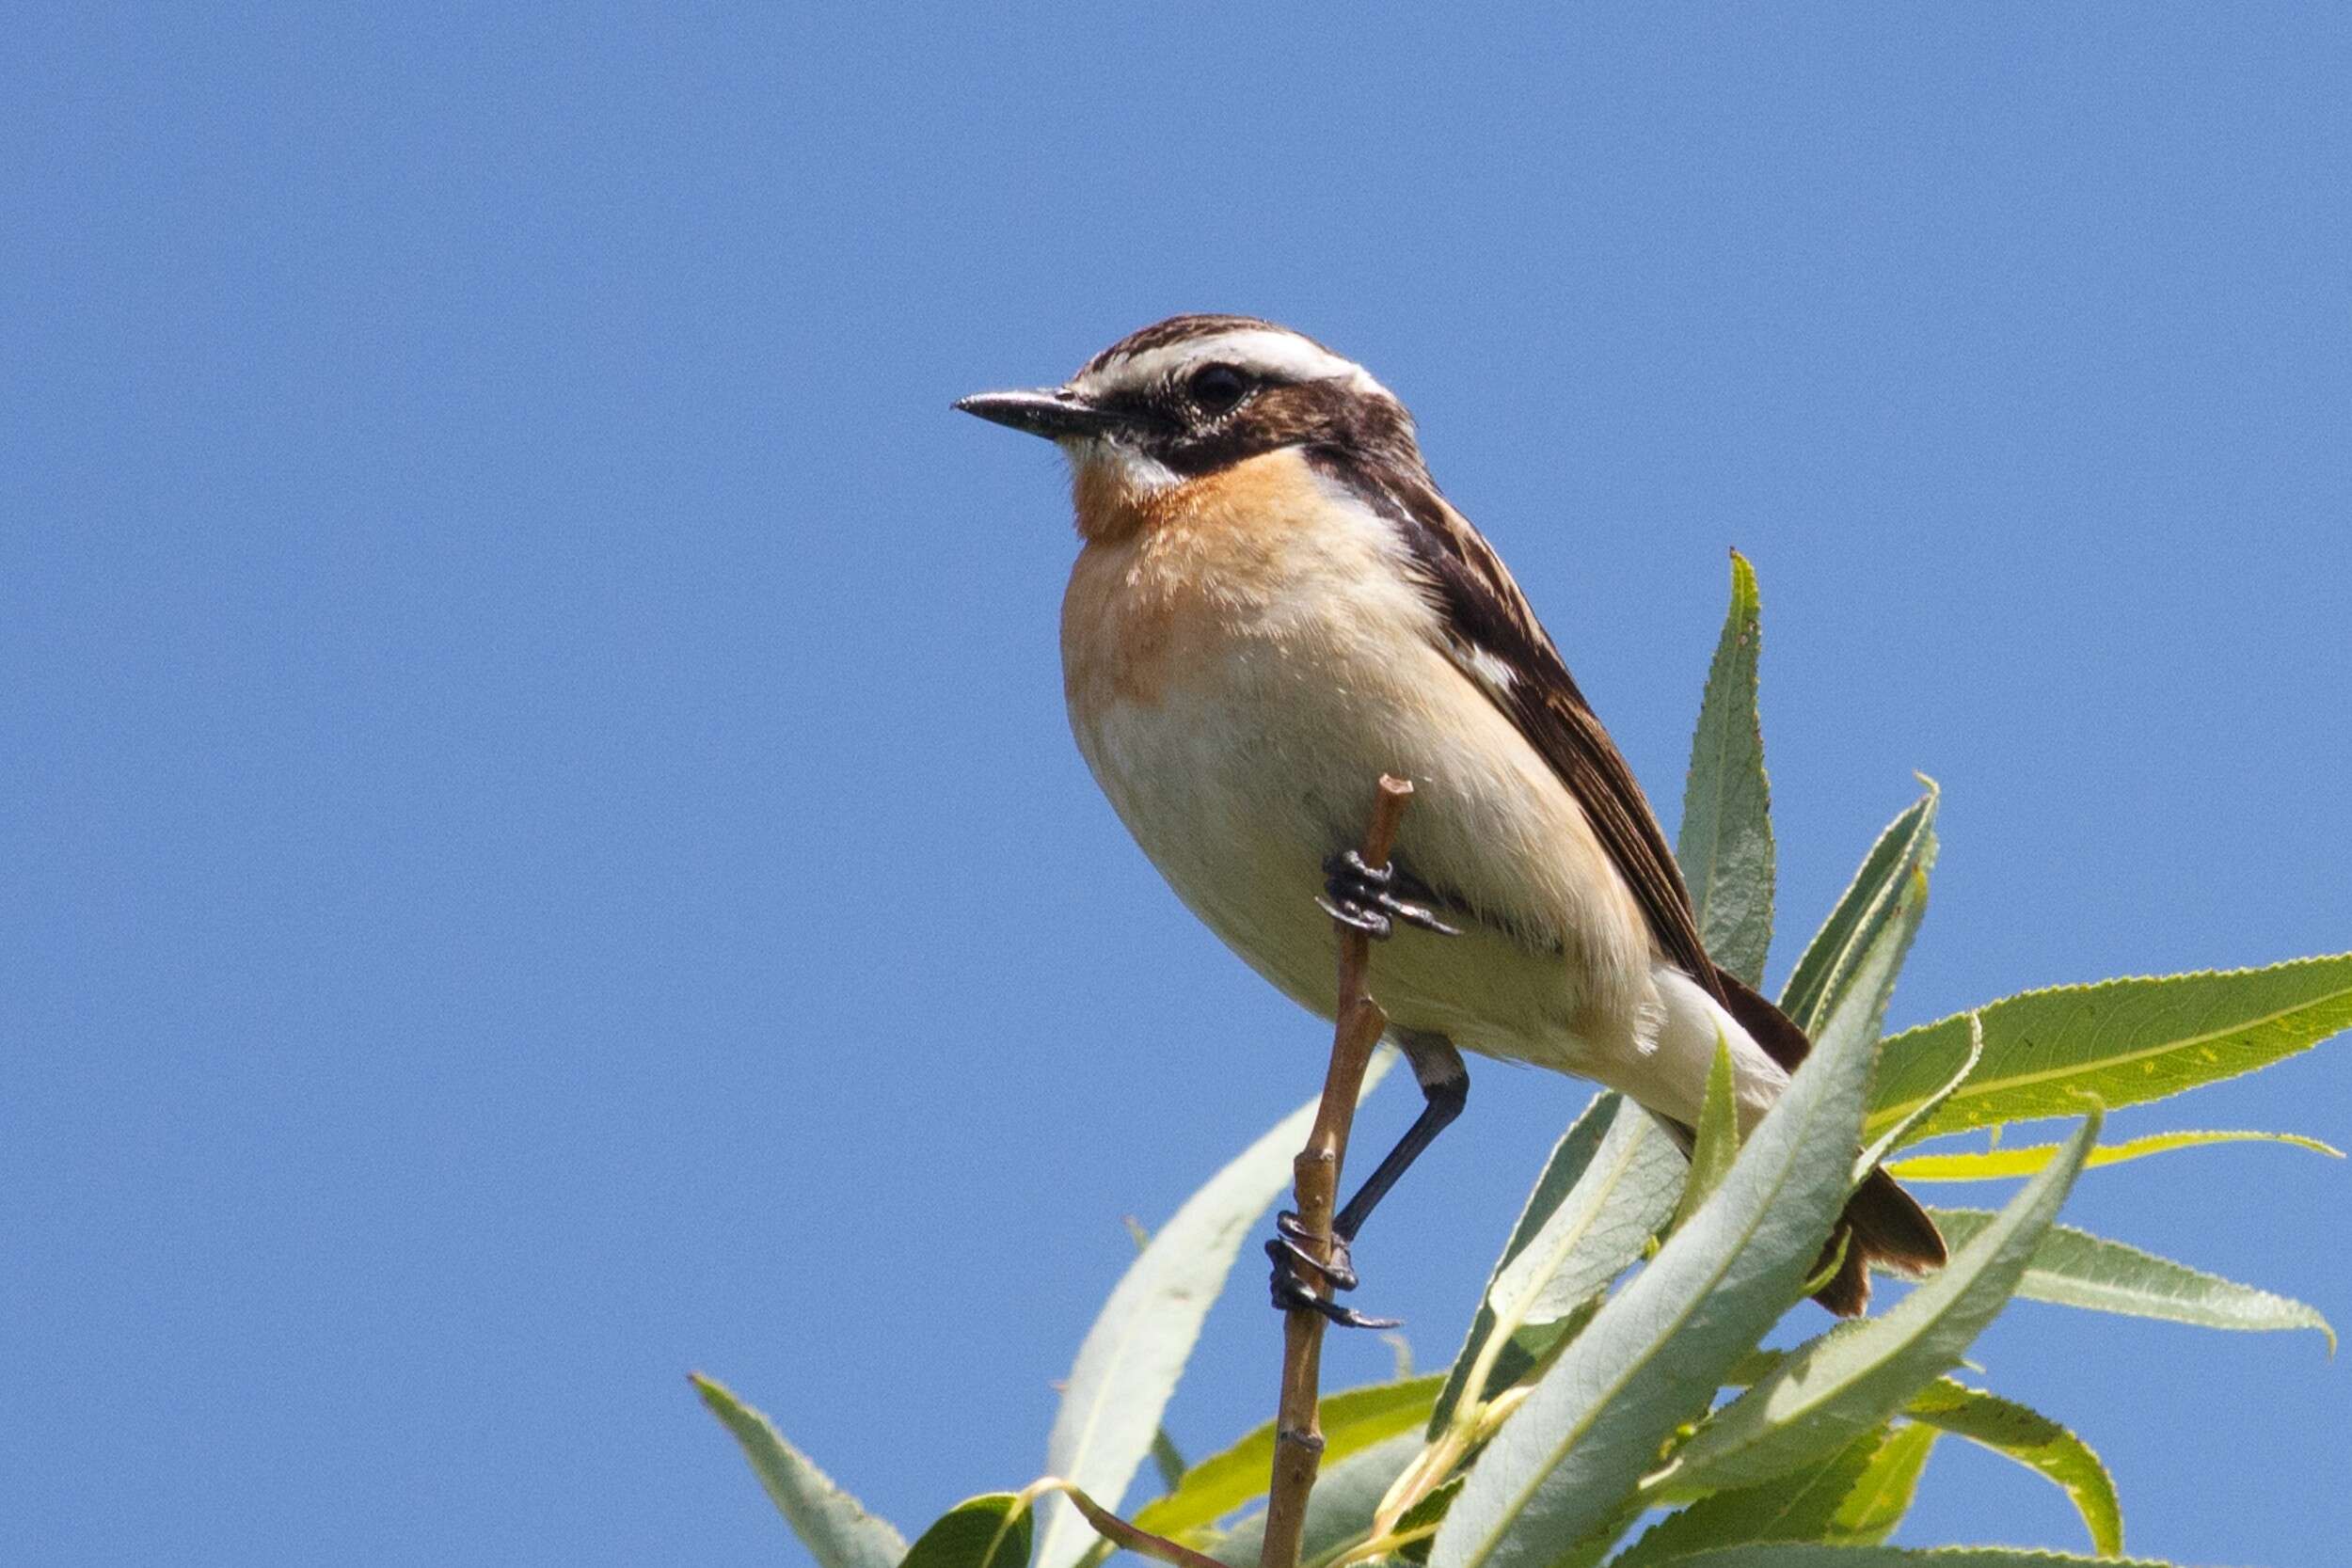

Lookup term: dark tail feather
[1713,966,1948,1317]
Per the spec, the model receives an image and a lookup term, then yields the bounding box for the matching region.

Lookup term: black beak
[953,386,1120,440]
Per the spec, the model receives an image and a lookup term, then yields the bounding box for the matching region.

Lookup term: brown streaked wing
[1301,447,1721,997]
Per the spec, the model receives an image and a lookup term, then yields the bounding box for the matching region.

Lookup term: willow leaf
[1779,786,1938,1038]
[1905,1379,2122,1557]
[692,1374,907,1568]
[1888,1127,2342,1182]
[1824,1422,1936,1545]
[1427,953,1878,1568]
[1613,1427,1887,1567]
[1868,954,2352,1145]
[1431,1093,1683,1433]
[1677,550,1774,987]
[1666,1111,2097,1492]
[1034,1056,1394,1568]
[1924,1208,2335,1350]
[902,1495,1035,1568]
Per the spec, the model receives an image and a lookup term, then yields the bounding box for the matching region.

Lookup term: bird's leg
[1267,1036,1469,1328]
[1318,850,1462,940]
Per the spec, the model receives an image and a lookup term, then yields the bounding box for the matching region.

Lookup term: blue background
[7,6,2345,1564]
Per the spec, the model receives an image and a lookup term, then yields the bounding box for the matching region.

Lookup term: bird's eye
[1186,363,1250,415]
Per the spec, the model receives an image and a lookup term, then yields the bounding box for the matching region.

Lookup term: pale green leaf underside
[1868,954,2352,1144]
[1131,1375,1443,1543]
[1429,961,1881,1568]
[1678,549,1774,988]
[1780,787,1938,1039]
[1905,1379,2122,1557]
[1889,1127,2342,1182]
[692,1374,908,1568]
[1672,1037,1743,1234]
[1431,1093,1683,1434]
[1924,1208,2336,1351]
[1668,1112,2097,1493]
[1035,1056,1395,1568]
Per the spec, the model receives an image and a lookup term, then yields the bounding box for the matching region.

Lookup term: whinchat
[958,315,1943,1322]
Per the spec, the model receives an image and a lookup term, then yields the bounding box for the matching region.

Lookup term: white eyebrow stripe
[1077,328,1391,401]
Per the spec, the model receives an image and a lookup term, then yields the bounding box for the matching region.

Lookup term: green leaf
[1612,1426,1891,1567]
[1149,1431,1187,1495]
[1856,1015,1983,1180]
[1779,786,1938,1039]
[1393,1476,1466,1563]
[1888,1126,2344,1181]
[1130,1375,1445,1544]
[902,1495,1035,1568]
[1923,1208,2336,1350]
[1427,946,1882,1568]
[1672,1037,1742,1233]
[1430,1093,1685,1433]
[1624,1548,2180,1567]
[1824,1423,1936,1545]
[1666,1110,2099,1493]
[691,1374,908,1568]
[1905,1379,2121,1557]
[1868,953,2352,1145]
[1677,549,1775,988]
[1209,1431,1423,1568]
[1034,1055,1395,1568]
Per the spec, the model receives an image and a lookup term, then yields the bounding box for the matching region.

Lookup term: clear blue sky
[6,6,2346,1564]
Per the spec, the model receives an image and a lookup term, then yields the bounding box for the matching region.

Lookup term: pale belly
[1064,594,1655,1077]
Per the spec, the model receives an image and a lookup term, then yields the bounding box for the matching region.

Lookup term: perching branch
[1259,775,1418,1568]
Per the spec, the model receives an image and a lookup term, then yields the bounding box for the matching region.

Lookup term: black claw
[1264,1214,1396,1328]
[1315,894,1393,939]
[1266,1248,1403,1330]
[1319,850,1462,940]
[1272,1211,1360,1291]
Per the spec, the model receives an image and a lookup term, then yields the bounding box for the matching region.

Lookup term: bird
[955,314,1944,1322]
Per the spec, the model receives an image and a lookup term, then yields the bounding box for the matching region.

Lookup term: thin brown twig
[1031,1478,1232,1568]
[1259,775,1418,1568]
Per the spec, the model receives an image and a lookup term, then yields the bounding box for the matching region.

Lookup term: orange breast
[1060,450,1335,716]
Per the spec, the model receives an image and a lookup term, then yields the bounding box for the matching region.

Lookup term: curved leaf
[1033,1056,1394,1568]
[1924,1208,2335,1350]
[1671,1037,1743,1233]
[1905,1380,2121,1557]
[1131,1376,1443,1544]
[903,1495,1035,1568]
[1677,549,1774,987]
[1427,956,1881,1568]
[1824,1422,1936,1545]
[1779,786,1938,1038]
[1613,1427,1888,1567]
[1857,1015,1982,1180]
[1869,954,2352,1144]
[1888,1127,2343,1182]
[1667,1112,2098,1492]
[1630,1548,2179,1567]
[1430,1093,1683,1433]
[692,1374,907,1568]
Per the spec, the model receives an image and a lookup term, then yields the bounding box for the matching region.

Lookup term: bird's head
[957,315,1426,529]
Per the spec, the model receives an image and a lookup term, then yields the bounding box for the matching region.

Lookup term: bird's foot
[1317,849,1461,941]
[1264,1211,1400,1330]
